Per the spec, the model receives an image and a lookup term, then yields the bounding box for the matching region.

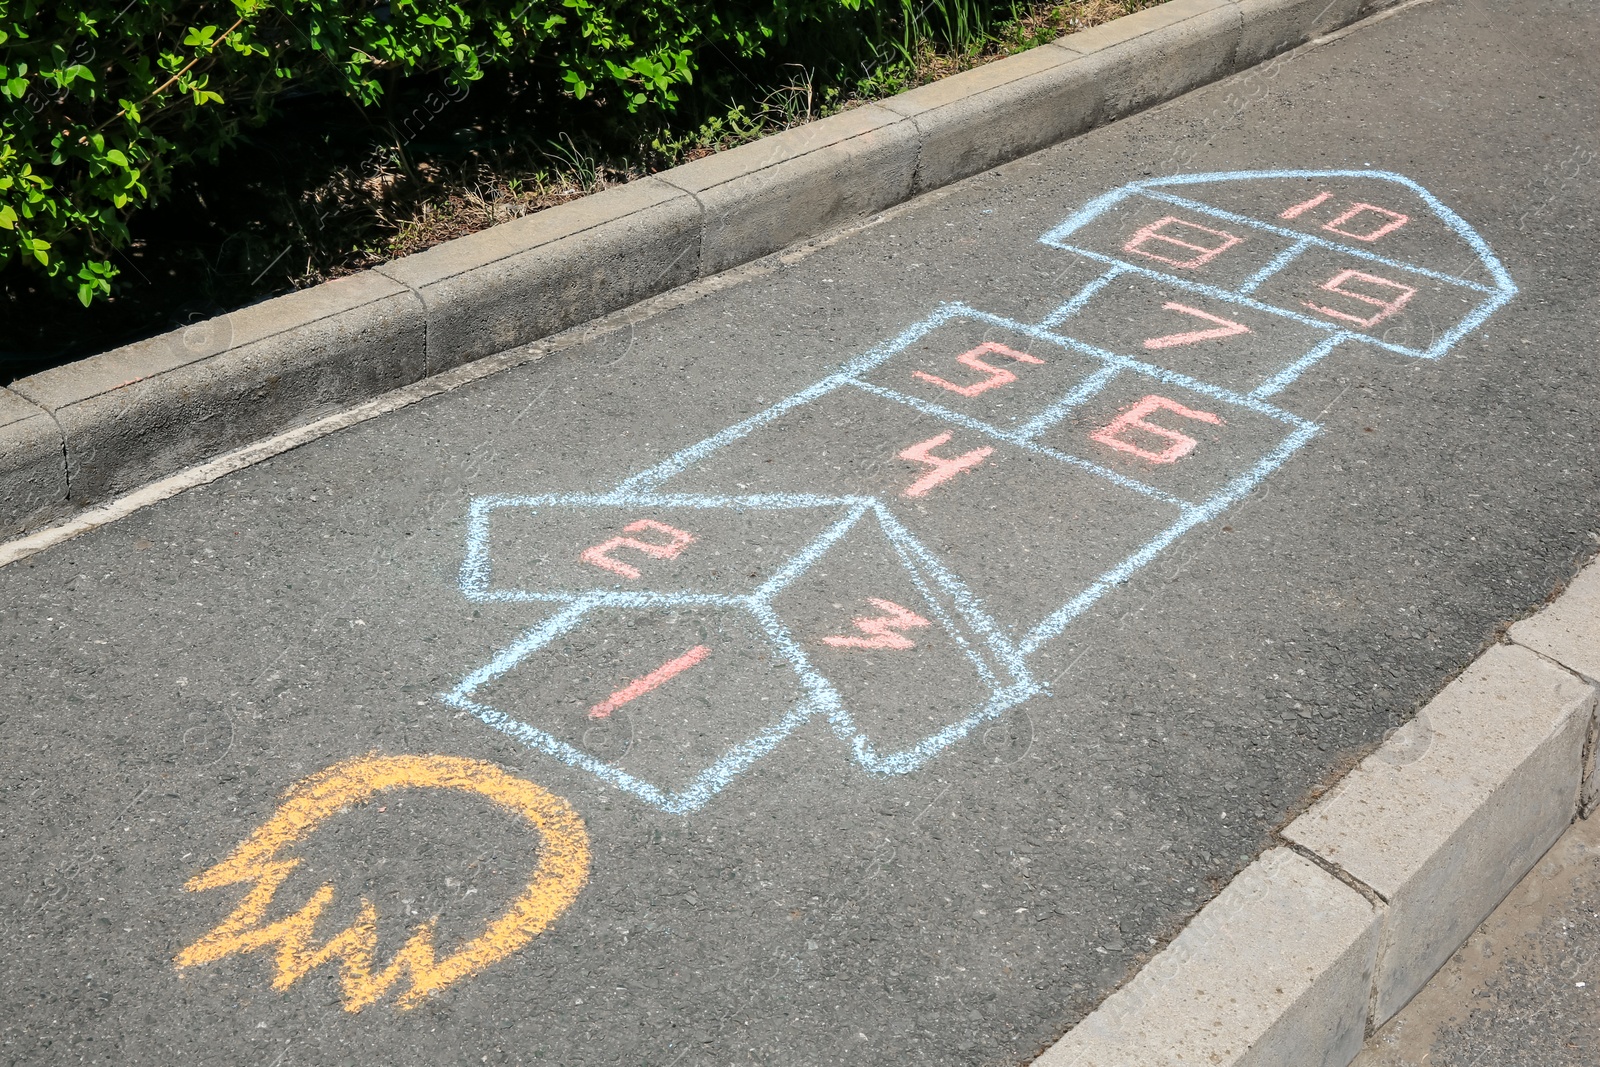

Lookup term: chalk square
[463,497,856,602]
[855,315,1106,432]
[1053,197,1303,290]
[766,506,1016,758]
[1038,374,1306,503]
[1047,274,1332,393]
[463,604,813,799]
[1250,245,1497,356]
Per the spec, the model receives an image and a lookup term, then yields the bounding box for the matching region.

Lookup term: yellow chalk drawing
[174,753,590,1011]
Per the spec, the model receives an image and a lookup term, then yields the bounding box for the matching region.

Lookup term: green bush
[0,0,889,305]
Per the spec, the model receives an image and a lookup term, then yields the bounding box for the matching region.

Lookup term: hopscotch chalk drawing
[442,170,1516,814]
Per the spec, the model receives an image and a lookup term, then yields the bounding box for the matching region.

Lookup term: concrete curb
[9,271,425,512]
[1034,559,1600,1066]
[1,0,1404,534]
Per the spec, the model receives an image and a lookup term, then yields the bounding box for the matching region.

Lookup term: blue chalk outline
[441,169,1514,812]
[1039,169,1518,366]
[442,501,1038,812]
[1138,190,1500,293]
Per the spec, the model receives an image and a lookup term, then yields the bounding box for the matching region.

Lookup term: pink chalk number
[1303,269,1417,328]
[822,599,932,651]
[899,433,994,497]
[1322,203,1410,242]
[581,519,695,579]
[1280,191,1411,242]
[913,341,1045,397]
[1091,395,1224,465]
[1142,302,1251,350]
[1123,217,1243,269]
[587,645,710,719]
[1279,191,1333,220]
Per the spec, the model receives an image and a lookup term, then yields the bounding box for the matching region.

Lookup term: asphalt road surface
[3,1,1598,1064]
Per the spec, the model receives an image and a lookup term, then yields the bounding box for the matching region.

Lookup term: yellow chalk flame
[174,753,590,1011]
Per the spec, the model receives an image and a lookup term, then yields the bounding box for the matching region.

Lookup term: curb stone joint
[1035,561,1600,1067]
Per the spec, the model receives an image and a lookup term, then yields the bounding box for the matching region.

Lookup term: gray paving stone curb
[373,176,701,371]
[0,386,68,538]
[1,0,1401,533]
[1033,558,1600,1066]
[1036,848,1382,1067]
[8,271,425,511]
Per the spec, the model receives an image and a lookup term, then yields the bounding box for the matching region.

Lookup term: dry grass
[379,169,627,262]
[884,0,1165,90]
[1011,0,1165,43]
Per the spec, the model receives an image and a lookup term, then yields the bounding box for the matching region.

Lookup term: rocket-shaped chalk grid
[441,170,1516,813]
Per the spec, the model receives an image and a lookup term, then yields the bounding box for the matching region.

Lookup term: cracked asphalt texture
[3,0,1598,1063]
